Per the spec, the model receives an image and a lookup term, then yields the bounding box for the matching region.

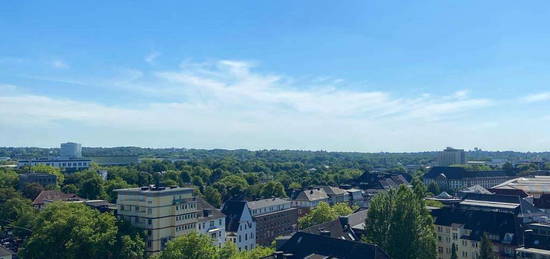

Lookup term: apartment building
[18,173,57,188]
[438,147,466,166]
[431,193,547,259]
[17,159,91,170]
[423,166,514,191]
[247,198,298,246]
[114,185,198,255]
[222,199,256,251]
[196,197,226,247]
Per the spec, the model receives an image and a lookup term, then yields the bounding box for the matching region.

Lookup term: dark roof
[301,209,369,241]
[196,197,224,221]
[432,206,521,245]
[0,245,15,256]
[424,167,508,180]
[294,188,329,202]
[356,172,410,190]
[266,232,390,259]
[221,199,247,232]
[32,190,82,206]
[247,198,290,210]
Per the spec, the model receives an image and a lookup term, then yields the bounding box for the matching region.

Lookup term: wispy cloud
[0,59,497,151]
[51,60,69,69]
[145,51,161,64]
[522,92,550,103]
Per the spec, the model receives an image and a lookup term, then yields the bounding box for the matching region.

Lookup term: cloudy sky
[1,1,550,152]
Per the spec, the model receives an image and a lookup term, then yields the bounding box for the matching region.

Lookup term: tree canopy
[298,202,354,229]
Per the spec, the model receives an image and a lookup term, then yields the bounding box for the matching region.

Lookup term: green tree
[26,165,64,185]
[159,232,219,259]
[365,185,437,259]
[0,169,19,188]
[450,243,458,259]
[427,182,441,195]
[79,177,105,199]
[260,181,287,198]
[62,184,79,194]
[21,183,44,200]
[19,202,118,259]
[219,241,238,259]
[213,175,249,201]
[204,186,222,208]
[117,234,145,259]
[0,197,35,237]
[480,232,495,259]
[104,178,131,202]
[298,202,354,229]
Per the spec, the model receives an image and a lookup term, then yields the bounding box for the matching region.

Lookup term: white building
[221,200,256,251]
[196,197,226,248]
[438,147,466,166]
[17,159,91,170]
[60,142,82,158]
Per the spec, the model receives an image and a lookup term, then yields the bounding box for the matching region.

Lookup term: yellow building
[115,186,198,255]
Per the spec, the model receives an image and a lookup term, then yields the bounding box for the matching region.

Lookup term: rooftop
[424,166,509,180]
[248,198,290,210]
[32,190,82,206]
[0,245,14,256]
[114,185,194,195]
[491,176,550,194]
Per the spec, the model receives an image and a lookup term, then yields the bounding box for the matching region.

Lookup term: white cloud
[51,60,69,69]
[145,51,161,64]
[0,59,497,151]
[522,92,550,103]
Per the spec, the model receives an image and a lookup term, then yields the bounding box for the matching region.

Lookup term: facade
[18,173,57,188]
[291,188,330,208]
[247,198,298,246]
[320,186,351,204]
[516,223,550,259]
[431,193,548,259]
[222,199,256,251]
[438,147,466,166]
[196,197,226,247]
[114,186,198,255]
[17,158,91,170]
[60,142,82,158]
[423,166,514,191]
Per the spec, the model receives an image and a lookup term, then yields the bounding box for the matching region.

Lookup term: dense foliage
[298,202,355,229]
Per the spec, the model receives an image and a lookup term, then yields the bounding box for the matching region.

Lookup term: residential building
[60,142,82,158]
[247,198,298,246]
[516,223,550,259]
[291,187,330,216]
[301,209,369,241]
[491,176,550,213]
[18,173,57,188]
[196,197,226,247]
[353,171,410,190]
[438,147,466,166]
[320,186,350,204]
[32,190,83,210]
[221,199,256,251]
[431,193,548,259]
[265,232,390,259]
[114,185,198,255]
[17,158,91,170]
[423,166,514,191]
[0,246,14,259]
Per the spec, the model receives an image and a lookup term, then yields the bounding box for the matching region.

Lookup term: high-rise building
[438,147,466,166]
[114,186,198,255]
[60,142,82,158]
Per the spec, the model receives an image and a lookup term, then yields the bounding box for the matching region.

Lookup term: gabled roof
[459,185,493,195]
[267,232,390,259]
[0,245,14,256]
[32,190,82,206]
[196,197,224,221]
[294,188,329,202]
[320,186,347,196]
[301,209,369,241]
[221,199,248,232]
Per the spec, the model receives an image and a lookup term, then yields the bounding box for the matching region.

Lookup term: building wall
[254,208,298,246]
[439,149,466,166]
[18,159,90,170]
[116,188,198,255]
[424,176,513,191]
[60,142,82,158]
[231,205,256,251]
[196,217,226,248]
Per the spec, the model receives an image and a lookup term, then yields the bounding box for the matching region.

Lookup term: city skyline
[2,1,550,151]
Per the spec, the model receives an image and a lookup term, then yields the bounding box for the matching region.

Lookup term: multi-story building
[423,166,514,191]
[17,158,91,170]
[438,147,466,166]
[196,197,226,248]
[247,198,298,246]
[114,185,198,255]
[516,223,550,259]
[221,199,256,251]
[60,142,82,158]
[431,193,547,259]
[291,187,330,216]
[320,186,350,204]
[18,173,57,188]
[491,176,550,213]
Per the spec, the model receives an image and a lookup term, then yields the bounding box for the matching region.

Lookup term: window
[147,240,152,248]
[148,219,152,225]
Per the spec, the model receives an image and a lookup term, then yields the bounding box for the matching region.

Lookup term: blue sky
[1,1,550,151]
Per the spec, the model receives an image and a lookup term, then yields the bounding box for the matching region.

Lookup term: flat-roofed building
[423,166,514,191]
[491,176,550,213]
[438,147,466,166]
[516,223,550,259]
[247,198,298,246]
[17,158,91,170]
[18,173,57,188]
[114,185,198,255]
